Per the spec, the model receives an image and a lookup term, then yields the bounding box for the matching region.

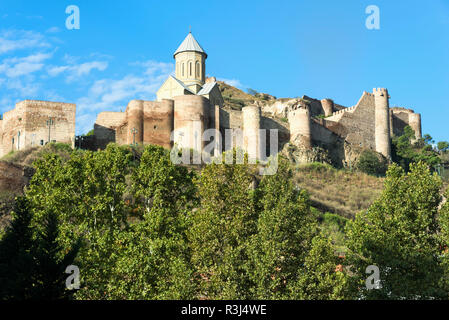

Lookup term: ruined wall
[322,91,377,151]
[391,107,422,140]
[94,111,126,149]
[321,99,334,117]
[303,95,346,117]
[0,100,76,157]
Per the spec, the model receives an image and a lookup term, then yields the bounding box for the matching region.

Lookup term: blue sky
[0,0,448,141]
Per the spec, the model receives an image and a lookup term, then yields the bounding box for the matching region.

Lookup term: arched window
[189,62,192,76]
[182,63,185,77]
[196,61,200,78]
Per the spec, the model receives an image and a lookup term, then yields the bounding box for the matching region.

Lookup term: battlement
[373,88,390,98]
[391,107,415,114]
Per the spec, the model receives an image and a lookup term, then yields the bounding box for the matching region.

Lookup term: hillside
[218,81,277,110]
[294,162,384,219]
[0,143,73,229]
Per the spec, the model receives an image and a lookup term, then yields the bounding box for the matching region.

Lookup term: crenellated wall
[91,86,422,169]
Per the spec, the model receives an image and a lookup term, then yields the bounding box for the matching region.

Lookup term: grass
[1,142,73,166]
[294,162,384,219]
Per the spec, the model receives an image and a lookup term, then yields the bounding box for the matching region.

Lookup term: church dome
[174,32,207,58]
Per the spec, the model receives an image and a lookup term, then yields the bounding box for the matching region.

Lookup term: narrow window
[196,62,200,78]
[40,140,44,146]
[182,63,185,77]
[189,62,192,76]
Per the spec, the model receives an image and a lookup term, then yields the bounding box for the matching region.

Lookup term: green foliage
[106,145,197,299]
[26,144,134,299]
[0,197,79,300]
[249,158,318,299]
[392,126,440,172]
[188,152,257,299]
[356,150,388,176]
[437,141,449,153]
[346,162,447,299]
[0,197,35,299]
[7,138,449,300]
[292,236,349,299]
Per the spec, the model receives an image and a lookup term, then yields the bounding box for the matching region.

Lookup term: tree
[26,144,134,299]
[188,151,257,299]
[439,188,449,292]
[356,150,388,176]
[0,198,79,300]
[392,126,440,172]
[32,210,81,300]
[0,197,35,300]
[105,145,197,299]
[437,141,449,153]
[292,236,349,300]
[249,158,318,299]
[346,162,447,299]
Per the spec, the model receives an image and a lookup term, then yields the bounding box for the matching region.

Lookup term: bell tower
[174,31,207,94]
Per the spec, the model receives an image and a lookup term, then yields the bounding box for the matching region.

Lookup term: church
[93,31,226,157]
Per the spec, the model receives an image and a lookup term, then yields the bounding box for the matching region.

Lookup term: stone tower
[242,105,263,161]
[288,103,312,150]
[321,98,334,117]
[174,32,207,94]
[374,88,391,159]
[409,112,422,141]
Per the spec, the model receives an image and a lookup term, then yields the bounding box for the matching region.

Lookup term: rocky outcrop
[0,161,34,195]
[281,143,331,165]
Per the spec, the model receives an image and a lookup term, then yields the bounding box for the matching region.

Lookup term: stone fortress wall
[0,100,76,157]
[0,32,424,168]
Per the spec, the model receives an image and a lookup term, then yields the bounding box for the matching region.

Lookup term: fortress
[0,32,423,167]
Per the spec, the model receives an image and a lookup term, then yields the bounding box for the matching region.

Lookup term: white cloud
[48,61,109,82]
[0,30,49,54]
[46,27,61,34]
[75,60,173,134]
[0,52,53,77]
[217,77,244,88]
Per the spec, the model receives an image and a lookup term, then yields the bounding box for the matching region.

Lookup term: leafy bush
[356,150,388,176]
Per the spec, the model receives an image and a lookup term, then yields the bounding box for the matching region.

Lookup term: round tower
[144,99,174,149]
[409,112,422,140]
[374,88,391,159]
[127,100,144,145]
[288,104,312,150]
[174,32,207,94]
[242,105,262,161]
[173,95,209,152]
[389,109,394,137]
[321,98,334,117]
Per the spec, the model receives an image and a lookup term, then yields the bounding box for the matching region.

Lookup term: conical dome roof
[174,32,207,58]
